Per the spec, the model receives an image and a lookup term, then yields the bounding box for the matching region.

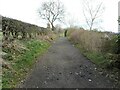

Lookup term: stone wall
[2,16,47,40]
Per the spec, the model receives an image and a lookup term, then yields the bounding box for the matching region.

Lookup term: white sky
[119,1,120,16]
[0,0,119,32]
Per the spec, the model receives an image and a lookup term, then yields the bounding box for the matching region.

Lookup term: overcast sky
[119,1,120,16]
[0,0,119,32]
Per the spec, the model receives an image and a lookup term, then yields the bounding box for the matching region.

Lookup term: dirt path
[19,37,117,88]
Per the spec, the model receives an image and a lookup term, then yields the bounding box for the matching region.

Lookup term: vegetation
[38,0,65,31]
[67,28,120,85]
[83,0,104,31]
[2,39,50,88]
[67,28,120,81]
[2,17,48,41]
[1,0,120,87]
[1,16,58,88]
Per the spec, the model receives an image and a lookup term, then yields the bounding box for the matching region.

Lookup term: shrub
[67,28,119,69]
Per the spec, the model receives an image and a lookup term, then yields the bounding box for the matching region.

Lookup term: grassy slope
[2,39,50,88]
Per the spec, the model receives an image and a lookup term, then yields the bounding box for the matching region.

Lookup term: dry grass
[67,28,119,68]
[67,28,120,85]
[67,29,115,53]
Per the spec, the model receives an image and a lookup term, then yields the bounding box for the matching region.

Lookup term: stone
[75,72,79,75]
[88,79,92,82]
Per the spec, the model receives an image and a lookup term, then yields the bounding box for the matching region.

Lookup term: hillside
[1,16,58,88]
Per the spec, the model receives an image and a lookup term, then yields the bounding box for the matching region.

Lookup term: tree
[118,15,120,33]
[83,0,104,30]
[38,0,65,31]
[118,16,120,23]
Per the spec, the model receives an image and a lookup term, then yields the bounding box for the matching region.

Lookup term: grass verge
[75,43,120,86]
[76,44,107,67]
[2,39,50,88]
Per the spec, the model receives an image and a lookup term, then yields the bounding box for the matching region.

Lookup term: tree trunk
[90,21,93,31]
[51,23,55,31]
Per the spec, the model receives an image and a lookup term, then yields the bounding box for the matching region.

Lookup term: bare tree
[38,0,65,31]
[118,16,120,22]
[83,0,104,30]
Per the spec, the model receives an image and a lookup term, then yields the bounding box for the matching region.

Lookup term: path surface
[19,37,117,88]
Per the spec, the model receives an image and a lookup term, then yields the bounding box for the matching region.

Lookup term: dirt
[19,37,118,88]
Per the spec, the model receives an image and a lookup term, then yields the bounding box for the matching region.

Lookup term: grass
[67,28,118,68]
[76,44,107,66]
[70,30,120,87]
[2,39,50,88]
[67,28,120,86]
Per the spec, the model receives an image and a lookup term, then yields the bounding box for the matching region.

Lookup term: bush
[67,28,119,69]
